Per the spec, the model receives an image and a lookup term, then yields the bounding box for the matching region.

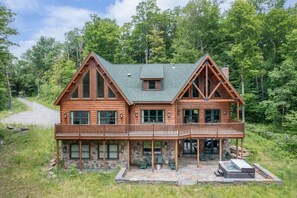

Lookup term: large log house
[54,52,245,171]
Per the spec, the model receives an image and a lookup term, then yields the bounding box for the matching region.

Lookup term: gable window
[70,111,89,124]
[82,71,90,98]
[97,71,104,98]
[98,144,118,159]
[192,78,199,98]
[108,87,116,98]
[205,109,220,123]
[71,87,79,98]
[204,79,211,97]
[143,141,161,155]
[182,89,189,98]
[148,80,156,90]
[183,109,199,123]
[142,110,164,123]
[98,111,117,124]
[70,144,90,159]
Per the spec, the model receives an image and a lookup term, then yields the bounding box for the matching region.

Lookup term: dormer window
[148,80,156,90]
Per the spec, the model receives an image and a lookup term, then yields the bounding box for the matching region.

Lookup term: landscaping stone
[7,126,14,130]
[20,127,29,131]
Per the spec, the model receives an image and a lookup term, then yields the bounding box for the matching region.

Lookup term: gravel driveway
[1,98,59,127]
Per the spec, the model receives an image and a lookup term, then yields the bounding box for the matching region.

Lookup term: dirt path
[1,98,59,127]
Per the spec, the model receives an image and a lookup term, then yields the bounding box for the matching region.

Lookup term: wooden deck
[55,122,245,140]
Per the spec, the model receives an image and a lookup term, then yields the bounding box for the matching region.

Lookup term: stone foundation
[61,140,128,170]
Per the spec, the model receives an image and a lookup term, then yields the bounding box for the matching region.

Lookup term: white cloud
[2,0,39,12]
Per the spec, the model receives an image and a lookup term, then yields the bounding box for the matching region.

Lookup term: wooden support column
[79,140,82,171]
[241,139,244,159]
[197,139,200,167]
[56,140,59,168]
[175,140,178,171]
[219,139,222,161]
[237,101,240,121]
[236,139,239,159]
[152,140,154,172]
[103,140,106,170]
[127,141,130,170]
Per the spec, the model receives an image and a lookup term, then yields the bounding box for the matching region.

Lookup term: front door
[183,139,197,155]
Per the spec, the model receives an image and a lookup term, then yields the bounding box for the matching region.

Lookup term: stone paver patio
[116,157,282,185]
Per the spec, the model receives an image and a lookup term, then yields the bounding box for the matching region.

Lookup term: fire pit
[217,159,255,178]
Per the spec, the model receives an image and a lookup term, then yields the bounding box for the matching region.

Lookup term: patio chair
[199,154,207,161]
[169,159,176,170]
[156,155,163,165]
[146,155,152,166]
[138,159,148,169]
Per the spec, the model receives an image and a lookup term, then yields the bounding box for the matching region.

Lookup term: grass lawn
[0,98,29,120]
[26,96,59,111]
[0,124,296,197]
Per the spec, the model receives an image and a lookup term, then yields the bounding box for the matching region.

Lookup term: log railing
[55,122,245,139]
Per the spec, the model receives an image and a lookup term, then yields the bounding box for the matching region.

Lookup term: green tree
[65,28,84,67]
[83,15,120,62]
[148,29,168,63]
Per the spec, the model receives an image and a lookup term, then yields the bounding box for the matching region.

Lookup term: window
[108,87,116,98]
[98,144,118,159]
[97,71,104,98]
[205,109,220,123]
[98,111,117,124]
[183,109,199,123]
[82,71,90,98]
[71,87,79,98]
[70,144,90,159]
[142,110,164,123]
[214,90,221,97]
[70,111,89,124]
[182,89,189,98]
[148,80,156,90]
[143,141,161,155]
[192,77,199,98]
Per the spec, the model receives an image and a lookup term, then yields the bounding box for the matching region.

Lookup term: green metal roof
[95,54,207,103]
[140,64,164,79]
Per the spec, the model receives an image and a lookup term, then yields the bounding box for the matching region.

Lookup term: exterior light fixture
[135,111,138,118]
[223,110,227,115]
[167,111,171,118]
[120,112,123,119]
[64,113,67,119]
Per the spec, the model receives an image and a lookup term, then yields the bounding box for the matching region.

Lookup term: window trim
[141,110,165,124]
[98,144,119,160]
[70,144,90,159]
[97,111,118,125]
[70,111,90,125]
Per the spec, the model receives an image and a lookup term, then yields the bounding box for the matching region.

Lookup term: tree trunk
[6,69,12,109]
[255,76,259,90]
[261,74,264,99]
[241,74,245,122]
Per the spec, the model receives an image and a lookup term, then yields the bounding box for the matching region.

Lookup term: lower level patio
[116,157,282,185]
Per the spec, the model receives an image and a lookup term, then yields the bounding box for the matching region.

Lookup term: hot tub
[218,159,255,178]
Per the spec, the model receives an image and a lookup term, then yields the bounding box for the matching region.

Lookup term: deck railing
[55,122,245,139]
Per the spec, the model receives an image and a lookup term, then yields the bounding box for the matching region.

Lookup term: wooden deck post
[237,101,240,121]
[103,140,106,170]
[236,139,238,159]
[197,139,200,167]
[175,140,178,171]
[79,140,82,171]
[56,140,59,168]
[219,139,222,161]
[241,138,244,159]
[127,140,130,170]
[152,140,154,172]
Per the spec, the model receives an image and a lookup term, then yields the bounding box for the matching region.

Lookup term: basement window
[70,144,90,159]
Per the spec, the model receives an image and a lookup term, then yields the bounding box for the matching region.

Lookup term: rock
[50,159,56,163]
[48,166,54,171]
[20,127,29,131]
[7,126,14,130]
[50,162,56,167]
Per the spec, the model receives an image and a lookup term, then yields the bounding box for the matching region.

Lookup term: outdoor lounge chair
[169,159,176,170]
[146,155,152,166]
[138,159,148,169]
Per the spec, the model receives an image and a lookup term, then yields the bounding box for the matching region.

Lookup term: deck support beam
[79,140,82,171]
[103,140,106,170]
[56,140,59,168]
[175,140,178,171]
[241,138,244,159]
[236,139,239,159]
[219,139,222,161]
[127,140,130,170]
[197,139,200,167]
[152,140,154,172]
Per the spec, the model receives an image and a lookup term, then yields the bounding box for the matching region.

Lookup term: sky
[2,0,297,58]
